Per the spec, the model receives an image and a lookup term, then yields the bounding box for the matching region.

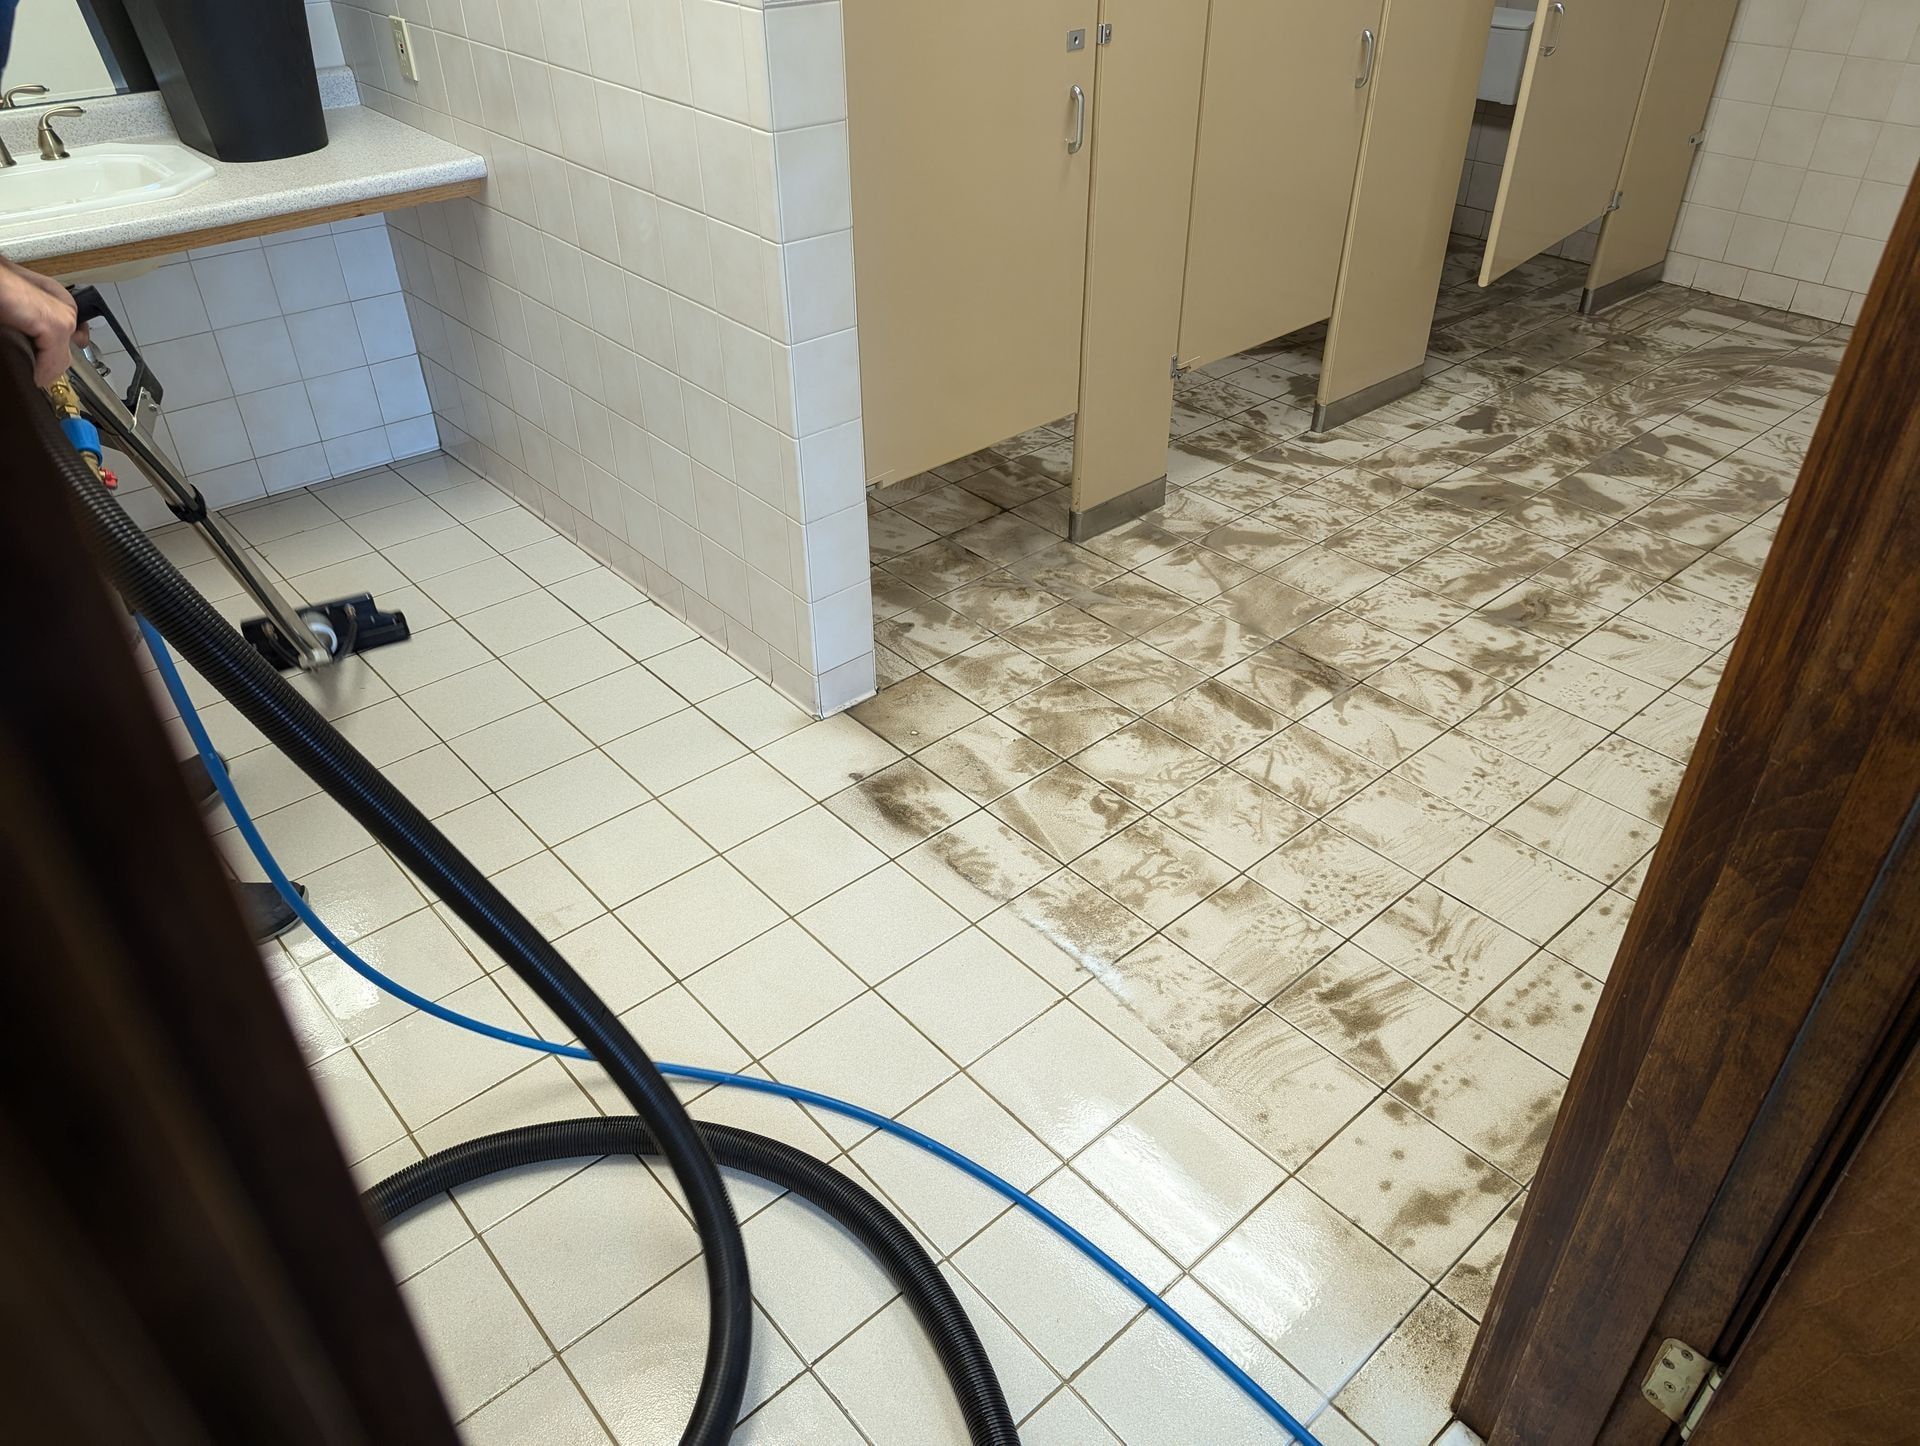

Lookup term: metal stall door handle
[1355,27,1376,89]
[1067,83,1086,153]
[1542,1,1566,56]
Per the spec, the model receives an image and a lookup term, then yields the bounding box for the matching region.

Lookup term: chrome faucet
[0,83,49,167]
[36,106,86,161]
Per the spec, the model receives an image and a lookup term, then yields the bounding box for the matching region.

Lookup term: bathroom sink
[0,142,216,227]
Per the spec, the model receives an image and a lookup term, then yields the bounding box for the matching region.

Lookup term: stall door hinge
[1606,189,1625,213]
[1170,354,1182,379]
[1097,22,1113,44]
[1643,1338,1722,1438]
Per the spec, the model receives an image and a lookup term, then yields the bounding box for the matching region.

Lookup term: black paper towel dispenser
[120,0,326,162]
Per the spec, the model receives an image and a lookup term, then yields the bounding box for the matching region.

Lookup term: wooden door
[1177,0,1384,370]
[1689,1051,1920,1443]
[845,0,1097,485]
[1455,171,1920,1445]
[1477,0,1667,286]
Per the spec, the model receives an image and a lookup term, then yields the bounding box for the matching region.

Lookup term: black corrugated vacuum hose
[367,1118,1020,1445]
[26,354,752,1446]
[21,337,1018,1444]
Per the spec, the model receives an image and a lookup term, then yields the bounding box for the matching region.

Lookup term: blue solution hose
[141,617,1323,1446]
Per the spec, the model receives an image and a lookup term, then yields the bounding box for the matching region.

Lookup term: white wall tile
[118,262,211,343]
[764,1,846,130]
[337,226,405,298]
[259,442,333,492]
[325,424,397,475]
[1649,0,1898,319]
[289,302,372,376]
[686,0,751,121]
[789,327,860,437]
[169,398,256,473]
[145,333,232,410]
[309,368,388,439]
[783,229,855,343]
[773,123,852,241]
[267,236,353,313]
[194,250,287,330]
[239,382,325,454]
[372,356,435,421]
[355,293,421,362]
[329,0,876,713]
[216,317,305,393]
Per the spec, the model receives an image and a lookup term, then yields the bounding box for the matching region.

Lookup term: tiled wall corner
[93,218,435,532]
[332,0,876,717]
[1454,0,1915,323]
[1664,0,1915,323]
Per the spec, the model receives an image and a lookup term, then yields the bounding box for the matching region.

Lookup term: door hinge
[1605,189,1625,213]
[1170,355,1182,379]
[1097,22,1113,44]
[1643,1338,1722,1438]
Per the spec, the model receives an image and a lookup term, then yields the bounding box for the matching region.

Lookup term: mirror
[2,0,153,105]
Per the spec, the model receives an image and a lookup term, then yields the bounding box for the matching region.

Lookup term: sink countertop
[0,103,485,266]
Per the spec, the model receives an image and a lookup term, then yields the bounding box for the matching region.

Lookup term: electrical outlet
[388,15,418,83]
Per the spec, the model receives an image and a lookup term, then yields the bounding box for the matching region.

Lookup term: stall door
[846,1,1097,486]
[1477,0,1667,285]
[1178,0,1384,370]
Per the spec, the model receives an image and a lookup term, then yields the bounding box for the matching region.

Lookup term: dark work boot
[238,880,306,943]
[182,752,222,808]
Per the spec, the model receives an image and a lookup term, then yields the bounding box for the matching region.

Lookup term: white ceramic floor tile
[1076,1281,1322,1446]
[1073,1083,1286,1267]
[484,1155,698,1347]
[660,754,814,850]
[879,928,1059,1064]
[445,704,594,789]
[615,858,787,978]
[734,1375,865,1444]
[353,976,540,1129]
[399,1237,551,1419]
[759,714,905,798]
[726,806,888,912]
[971,1002,1163,1156]
[564,1262,802,1445]
[498,750,651,845]
[1193,1180,1427,1396]
[849,1074,1058,1254]
[554,802,715,908]
[951,1202,1145,1377]
[602,708,748,793]
[457,1358,612,1445]
[552,665,687,744]
[763,992,954,1147]
[685,920,866,1057]
[738,1176,905,1362]
[796,862,969,984]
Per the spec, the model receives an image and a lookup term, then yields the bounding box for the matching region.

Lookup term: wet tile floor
[146,243,1839,1445]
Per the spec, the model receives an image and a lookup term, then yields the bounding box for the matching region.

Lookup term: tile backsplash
[327,0,876,717]
[91,218,437,531]
[1664,0,1917,322]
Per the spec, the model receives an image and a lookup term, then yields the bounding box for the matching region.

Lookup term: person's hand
[0,257,83,387]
